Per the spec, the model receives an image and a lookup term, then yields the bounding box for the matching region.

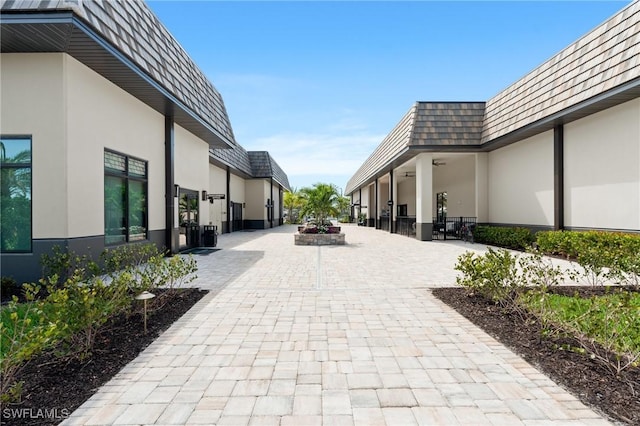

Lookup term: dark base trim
[1,230,166,285]
[479,223,639,235]
[243,220,267,230]
[416,222,433,241]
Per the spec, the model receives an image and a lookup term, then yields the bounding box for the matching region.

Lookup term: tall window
[104,150,148,245]
[0,137,32,252]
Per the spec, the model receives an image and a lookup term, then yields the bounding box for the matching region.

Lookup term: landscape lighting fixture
[135,291,156,334]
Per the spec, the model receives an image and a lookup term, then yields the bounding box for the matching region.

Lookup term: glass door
[179,189,199,249]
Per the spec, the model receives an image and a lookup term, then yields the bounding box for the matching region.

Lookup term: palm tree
[335,194,351,223]
[283,187,305,224]
[299,183,340,226]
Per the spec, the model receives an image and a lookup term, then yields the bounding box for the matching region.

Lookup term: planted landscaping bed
[1,287,207,425]
[433,286,639,425]
[441,238,639,425]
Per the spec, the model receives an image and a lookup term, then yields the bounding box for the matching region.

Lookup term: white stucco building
[346,1,640,240]
[0,0,289,283]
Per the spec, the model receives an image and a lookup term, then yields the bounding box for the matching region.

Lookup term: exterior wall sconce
[207,193,225,203]
[266,199,274,221]
[202,191,226,203]
[173,184,180,198]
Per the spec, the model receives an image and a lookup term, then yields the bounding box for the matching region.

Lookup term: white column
[391,169,398,233]
[376,179,382,225]
[415,153,433,241]
[475,153,489,223]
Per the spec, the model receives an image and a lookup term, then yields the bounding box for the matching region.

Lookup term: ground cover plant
[1,243,198,415]
[1,288,207,426]
[437,236,640,424]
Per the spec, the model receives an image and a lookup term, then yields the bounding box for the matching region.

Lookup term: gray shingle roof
[346,2,640,195]
[210,144,253,177]
[247,151,291,191]
[209,148,290,190]
[482,1,640,143]
[1,0,236,146]
[345,102,485,193]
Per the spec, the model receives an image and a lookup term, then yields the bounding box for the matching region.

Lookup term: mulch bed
[1,288,208,426]
[432,286,639,425]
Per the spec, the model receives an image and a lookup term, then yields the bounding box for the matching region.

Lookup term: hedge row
[473,226,640,287]
[473,225,535,251]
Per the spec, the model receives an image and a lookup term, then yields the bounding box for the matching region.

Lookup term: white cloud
[248,131,384,177]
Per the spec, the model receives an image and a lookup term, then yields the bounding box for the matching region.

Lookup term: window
[0,137,32,252]
[104,150,148,245]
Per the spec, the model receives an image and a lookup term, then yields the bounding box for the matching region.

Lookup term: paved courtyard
[64,225,610,425]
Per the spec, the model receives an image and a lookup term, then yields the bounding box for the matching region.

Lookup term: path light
[135,291,156,334]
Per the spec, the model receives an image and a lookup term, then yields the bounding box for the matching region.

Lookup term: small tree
[300,183,340,225]
[335,194,351,223]
[283,187,305,224]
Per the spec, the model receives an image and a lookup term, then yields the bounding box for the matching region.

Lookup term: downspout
[389,170,394,234]
[554,124,564,231]
[164,115,177,253]
[226,166,231,234]
[270,177,274,228]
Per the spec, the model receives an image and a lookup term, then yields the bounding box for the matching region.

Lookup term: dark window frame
[0,136,33,253]
[104,149,148,246]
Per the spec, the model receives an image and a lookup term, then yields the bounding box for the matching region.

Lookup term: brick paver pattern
[64,225,610,425]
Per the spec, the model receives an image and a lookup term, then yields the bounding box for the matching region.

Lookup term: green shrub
[473,225,534,251]
[100,243,164,276]
[1,284,64,401]
[536,230,640,287]
[40,246,100,287]
[44,272,132,360]
[454,248,522,305]
[536,231,577,258]
[1,242,199,398]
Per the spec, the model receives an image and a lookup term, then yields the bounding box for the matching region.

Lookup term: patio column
[415,153,433,241]
[475,153,489,223]
[390,169,396,233]
[374,178,379,229]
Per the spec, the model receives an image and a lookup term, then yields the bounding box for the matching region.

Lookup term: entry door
[231,202,243,232]
[179,190,199,249]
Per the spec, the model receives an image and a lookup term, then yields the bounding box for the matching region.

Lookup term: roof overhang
[482,76,640,151]
[1,11,234,149]
[345,77,640,195]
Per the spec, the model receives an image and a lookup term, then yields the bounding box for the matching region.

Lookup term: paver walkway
[64,225,611,425]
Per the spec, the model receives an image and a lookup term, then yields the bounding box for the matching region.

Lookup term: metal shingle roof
[345,102,485,193]
[1,0,236,146]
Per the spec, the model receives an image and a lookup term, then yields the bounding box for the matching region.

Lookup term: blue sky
[148,0,630,194]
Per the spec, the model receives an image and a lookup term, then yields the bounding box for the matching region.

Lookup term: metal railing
[432,217,476,241]
[379,216,390,231]
[396,216,416,237]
